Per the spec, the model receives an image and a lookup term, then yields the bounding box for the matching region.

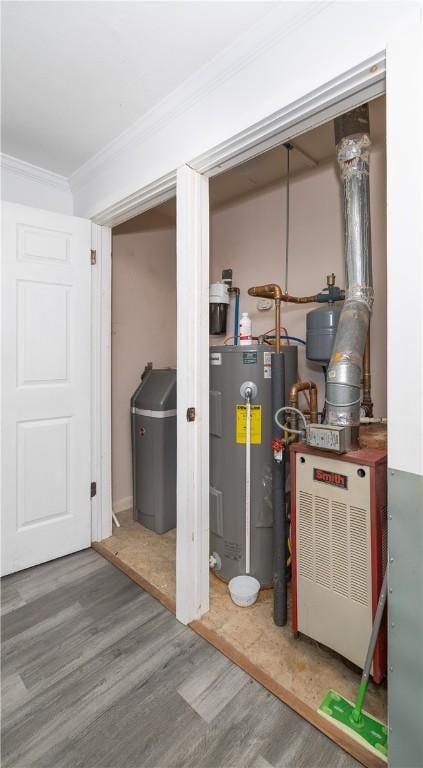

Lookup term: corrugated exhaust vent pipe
[326,105,374,446]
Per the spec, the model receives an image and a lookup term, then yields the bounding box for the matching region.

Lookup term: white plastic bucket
[228,575,260,607]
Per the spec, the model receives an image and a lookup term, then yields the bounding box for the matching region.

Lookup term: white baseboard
[112,496,133,514]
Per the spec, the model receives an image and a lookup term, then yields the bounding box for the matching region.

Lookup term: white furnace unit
[290,443,387,683]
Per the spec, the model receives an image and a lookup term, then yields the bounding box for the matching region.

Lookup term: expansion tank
[209,344,297,586]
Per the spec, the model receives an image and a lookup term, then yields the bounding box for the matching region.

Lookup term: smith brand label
[313,468,348,489]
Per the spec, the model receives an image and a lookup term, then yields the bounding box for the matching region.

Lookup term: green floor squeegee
[318,567,388,761]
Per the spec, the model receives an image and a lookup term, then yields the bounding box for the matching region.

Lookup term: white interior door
[1,202,92,575]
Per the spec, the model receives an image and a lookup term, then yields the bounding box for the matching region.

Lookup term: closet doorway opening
[96,198,178,613]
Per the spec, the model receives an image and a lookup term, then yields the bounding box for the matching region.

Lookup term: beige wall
[112,210,176,508]
[210,144,387,419]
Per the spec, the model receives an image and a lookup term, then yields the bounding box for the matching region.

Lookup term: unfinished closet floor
[94,511,387,768]
[94,510,176,610]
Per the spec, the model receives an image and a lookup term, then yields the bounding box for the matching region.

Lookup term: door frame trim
[90,223,112,542]
[175,166,210,624]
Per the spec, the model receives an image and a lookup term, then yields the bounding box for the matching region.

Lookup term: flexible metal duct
[326,106,374,443]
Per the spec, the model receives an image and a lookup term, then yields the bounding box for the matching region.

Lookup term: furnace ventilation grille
[349,506,368,605]
[298,491,314,581]
[331,500,349,598]
[314,496,331,588]
[297,489,370,607]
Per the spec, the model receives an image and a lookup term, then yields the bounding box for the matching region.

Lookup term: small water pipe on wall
[229,287,240,345]
[361,328,373,417]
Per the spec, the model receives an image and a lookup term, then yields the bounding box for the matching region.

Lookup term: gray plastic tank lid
[131,368,176,411]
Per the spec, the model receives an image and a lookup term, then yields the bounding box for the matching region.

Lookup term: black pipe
[271,352,287,626]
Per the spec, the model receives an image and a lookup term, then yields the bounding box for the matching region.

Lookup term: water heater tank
[209,344,298,586]
[306,305,341,365]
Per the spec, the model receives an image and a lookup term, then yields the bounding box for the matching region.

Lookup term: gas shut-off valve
[272,438,285,464]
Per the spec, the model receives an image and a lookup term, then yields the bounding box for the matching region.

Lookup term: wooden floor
[95,510,386,768]
[1,549,360,768]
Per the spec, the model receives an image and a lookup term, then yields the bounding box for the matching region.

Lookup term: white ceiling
[1,1,276,175]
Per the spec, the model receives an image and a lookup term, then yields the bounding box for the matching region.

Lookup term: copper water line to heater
[248,283,283,353]
[289,381,318,432]
[248,281,373,419]
[248,283,320,436]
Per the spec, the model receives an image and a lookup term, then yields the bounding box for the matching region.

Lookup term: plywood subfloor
[95,510,387,768]
[96,510,176,611]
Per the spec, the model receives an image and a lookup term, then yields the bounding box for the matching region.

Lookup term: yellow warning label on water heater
[236,404,262,445]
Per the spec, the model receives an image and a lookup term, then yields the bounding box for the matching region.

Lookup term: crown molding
[1,153,71,191]
[70,1,331,194]
[190,52,386,177]
[94,170,176,227]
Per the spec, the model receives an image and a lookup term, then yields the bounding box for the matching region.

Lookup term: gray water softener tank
[209,344,297,586]
[306,305,341,365]
[131,366,176,534]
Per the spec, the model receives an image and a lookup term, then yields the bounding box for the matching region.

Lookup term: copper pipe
[283,292,320,304]
[248,283,283,301]
[248,284,283,354]
[361,327,373,417]
[275,298,281,354]
[309,385,318,425]
[289,381,318,433]
[249,282,345,306]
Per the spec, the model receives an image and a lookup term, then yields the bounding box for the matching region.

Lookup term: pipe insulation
[326,111,374,435]
[271,353,287,626]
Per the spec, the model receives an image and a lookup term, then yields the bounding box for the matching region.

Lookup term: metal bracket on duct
[325,105,374,445]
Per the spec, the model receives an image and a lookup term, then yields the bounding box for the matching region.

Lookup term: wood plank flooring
[1,549,360,768]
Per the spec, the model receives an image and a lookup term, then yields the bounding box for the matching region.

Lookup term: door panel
[1,202,92,575]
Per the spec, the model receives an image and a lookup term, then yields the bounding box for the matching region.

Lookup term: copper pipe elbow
[248,283,283,301]
[289,381,318,424]
[248,284,283,353]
